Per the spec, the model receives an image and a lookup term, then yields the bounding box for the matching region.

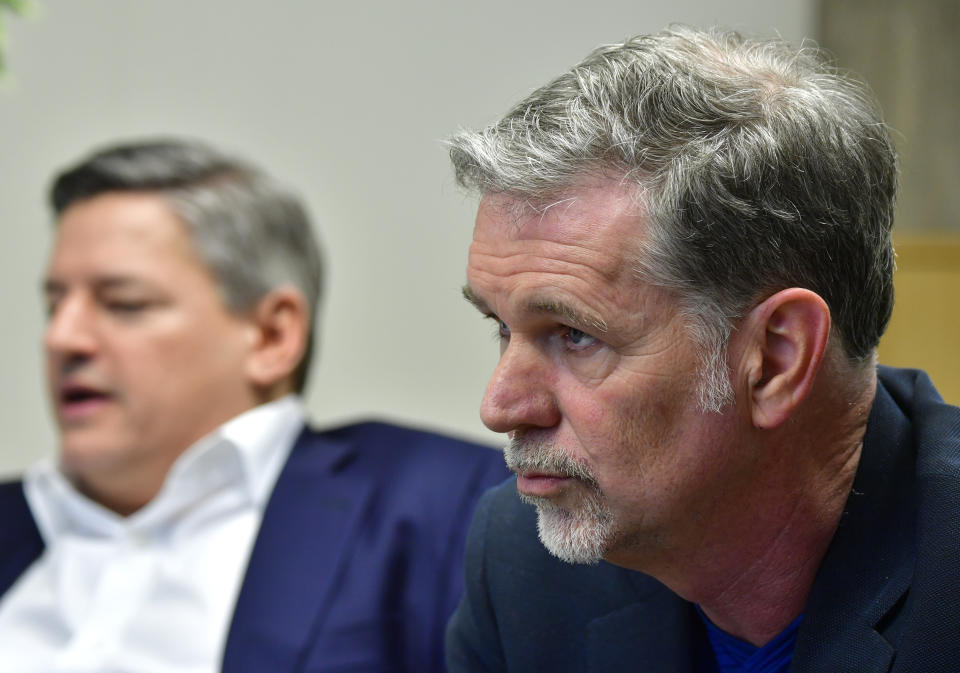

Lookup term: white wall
[0,0,813,475]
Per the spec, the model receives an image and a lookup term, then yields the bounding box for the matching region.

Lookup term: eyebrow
[42,276,153,295]
[461,284,490,313]
[462,284,608,334]
[526,297,608,333]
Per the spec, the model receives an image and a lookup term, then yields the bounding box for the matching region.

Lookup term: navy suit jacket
[446,367,960,672]
[0,420,510,673]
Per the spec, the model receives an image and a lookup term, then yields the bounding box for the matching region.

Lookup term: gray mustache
[503,436,600,488]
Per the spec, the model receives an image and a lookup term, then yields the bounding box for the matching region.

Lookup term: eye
[105,300,149,315]
[485,315,511,342]
[42,286,64,318]
[564,327,597,351]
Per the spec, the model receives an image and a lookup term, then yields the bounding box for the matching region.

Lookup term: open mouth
[58,384,112,419]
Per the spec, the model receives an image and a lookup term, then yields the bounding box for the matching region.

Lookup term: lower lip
[516,474,572,497]
[59,397,112,423]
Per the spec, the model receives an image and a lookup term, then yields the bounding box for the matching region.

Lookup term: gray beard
[505,436,615,565]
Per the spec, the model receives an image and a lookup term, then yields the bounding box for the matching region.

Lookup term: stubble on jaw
[504,435,616,564]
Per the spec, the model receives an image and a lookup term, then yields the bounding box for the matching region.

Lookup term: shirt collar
[216,393,306,505]
[25,395,306,545]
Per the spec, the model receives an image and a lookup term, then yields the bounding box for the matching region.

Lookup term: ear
[243,287,310,392]
[737,288,831,429]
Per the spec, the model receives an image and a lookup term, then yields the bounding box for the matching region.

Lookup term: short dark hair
[51,138,324,392]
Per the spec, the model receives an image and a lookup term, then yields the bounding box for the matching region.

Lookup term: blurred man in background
[0,138,507,673]
[448,26,960,672]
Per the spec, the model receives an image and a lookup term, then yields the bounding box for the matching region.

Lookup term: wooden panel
[877,235,960,404]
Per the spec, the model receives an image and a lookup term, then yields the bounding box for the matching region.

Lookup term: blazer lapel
[791,382,915,673]
[222,428,372,673]
[588,575,705,673]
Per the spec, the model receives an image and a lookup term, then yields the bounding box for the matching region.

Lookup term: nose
[44,293,98,361]
[480,339,561,434]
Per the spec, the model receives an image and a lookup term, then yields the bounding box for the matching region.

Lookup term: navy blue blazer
[446,367,960,672]
[0,420,510,673]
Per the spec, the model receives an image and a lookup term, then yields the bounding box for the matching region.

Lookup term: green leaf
[0,0,28,77]
[0,0,29,14]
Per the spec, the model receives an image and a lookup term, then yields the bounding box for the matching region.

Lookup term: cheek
[127,339,203,382]
[575,374,676,439]
[113,325,232,392]
[564,348,621,383]
[158,311,247,360]
[560,385,646,476]
[572,376,700,482]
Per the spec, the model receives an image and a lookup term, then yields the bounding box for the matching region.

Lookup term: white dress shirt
[0,395,306,673]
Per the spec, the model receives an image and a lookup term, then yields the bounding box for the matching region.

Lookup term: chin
[522,493,615,565]
[59,434,131,475]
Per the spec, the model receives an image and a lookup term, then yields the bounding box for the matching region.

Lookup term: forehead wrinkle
[490,215,643,290]
[469,235,628,286]
[467,242,629,333]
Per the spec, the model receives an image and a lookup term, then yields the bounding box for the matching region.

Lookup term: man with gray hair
[448,26,960,672]
[0,138,508,673]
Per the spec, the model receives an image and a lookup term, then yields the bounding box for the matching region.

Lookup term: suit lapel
[791,382,915,673]
[589,601,703,673]
[222,428,372,673]
[588,574,706,673]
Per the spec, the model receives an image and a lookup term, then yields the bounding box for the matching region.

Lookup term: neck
[69,453,176,516]
[651,372,876,645]
[693,441,861,644]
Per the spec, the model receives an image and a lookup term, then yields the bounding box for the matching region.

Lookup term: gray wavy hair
[449,26,898,411]
[51,138,324,393]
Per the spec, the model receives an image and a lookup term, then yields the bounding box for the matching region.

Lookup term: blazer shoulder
[0,480,37,540]
[306,419,508,475]
[291,421,510,528]
[0,478,27,501]
[877,366,960,478]
[0,480,44,598]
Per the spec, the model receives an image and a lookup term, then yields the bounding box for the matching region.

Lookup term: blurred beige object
[818,0,960,235]
[878,235,960,405]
